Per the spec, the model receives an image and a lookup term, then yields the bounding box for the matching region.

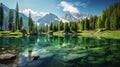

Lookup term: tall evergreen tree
[60,20,64,30]
[48,22,53,31]
[8,9,14,31]
[58,23,60,32]
[19,17,23,30]
[0,3,4,30]
[28,11,34,33]
[77,20,81,31]
[64,22,70,33]
[97,16,102,29]
[15,2,19,31]
[105,18,110,30]
[84,18,90,30]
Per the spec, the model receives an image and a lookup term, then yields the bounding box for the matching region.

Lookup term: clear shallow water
[0,35,120,67]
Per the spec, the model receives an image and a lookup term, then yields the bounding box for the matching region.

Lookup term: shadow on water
[0,35,120,67]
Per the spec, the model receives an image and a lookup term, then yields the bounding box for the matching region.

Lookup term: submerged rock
[1,48,5,50]
[32,56,39,61]
[0,53,16,61]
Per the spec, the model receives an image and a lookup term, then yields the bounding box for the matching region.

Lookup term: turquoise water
[0,35,120,67]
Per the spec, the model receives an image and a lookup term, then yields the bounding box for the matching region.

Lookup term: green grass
[79,30,120,39]
[99,30,120,39]
[51,30,120,39]
[53,31,64,36]
[0,31,23,37]
[9,31,22,35]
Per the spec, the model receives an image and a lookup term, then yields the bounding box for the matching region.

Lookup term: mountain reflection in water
[0,35,120,67]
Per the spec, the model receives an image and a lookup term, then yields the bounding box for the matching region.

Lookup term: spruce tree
[97,16,102,29]
[19,17,23,30]
[58,22,60,32]
[8,9,14,31]
[28,11,34,33]
[0,3,4,30]
[105,18,110,30]
[15,2,19,31]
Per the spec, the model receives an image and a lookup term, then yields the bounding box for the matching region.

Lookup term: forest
[0,1,120,35]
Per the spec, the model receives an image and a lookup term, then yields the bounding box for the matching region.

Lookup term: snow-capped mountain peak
[38,13,59,24]
[63,12,91,22]
[37,12,91,25]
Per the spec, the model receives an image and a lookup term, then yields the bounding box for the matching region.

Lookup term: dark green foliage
[28,12,34,33]
[57,21,64,32]
[57,22,60,31]
[19,17,23,30]
[97,16,102,28]
[36,1,120,33]
[71,22,77,32]
[8,9,14,31]
[15,2,19,30]
[60,21,64,30]
[89,16,97,30]
[0,3,4,30]
[105,18,110,30]
[64,22,70,33]
[33,24,38,33]
[81,20,85,31]
[100,1,120,30]
[84,18,90,30]
[49,22,53,31]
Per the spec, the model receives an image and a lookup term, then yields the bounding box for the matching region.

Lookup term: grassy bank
[0,30,120,39]
[0,31,22,37]
[52,30,120,39]
[79,30,120,39]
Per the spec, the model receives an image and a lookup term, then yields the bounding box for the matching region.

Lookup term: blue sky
[0,0,119,17]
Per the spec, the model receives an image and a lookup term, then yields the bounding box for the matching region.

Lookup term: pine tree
[28,11,34,33]
[58,23,60,32]
[77,20,81,31]
[49,22,53,32]
[60,20,63,30]
[89,16,97,30]
[97,16,102,29]
[105,18,110,30]
[84,18,90,30]
[8,9,14,31]
[0,3,4,30]
[15,2,19,31]
[64,22,70,33]
[81,20,85,31]
[19,17,23,30]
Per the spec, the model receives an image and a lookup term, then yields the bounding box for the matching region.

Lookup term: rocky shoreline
[0,46,22,67]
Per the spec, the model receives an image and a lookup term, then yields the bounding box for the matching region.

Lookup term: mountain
[37,12,91,25]
[63,12,91,22]
[38,13,59,25]
[2,3,28,30]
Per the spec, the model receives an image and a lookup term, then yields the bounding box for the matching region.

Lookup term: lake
[0,35,120,67]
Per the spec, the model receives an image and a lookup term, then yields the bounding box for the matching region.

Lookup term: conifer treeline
[0,1,120,33]
[0,3,35,33]
[39,1,120,33]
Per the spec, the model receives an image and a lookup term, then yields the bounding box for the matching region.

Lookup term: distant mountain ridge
[37,12,91,24]
[1,3,91,28]
[38,13,59,24]
[63,12,91,22]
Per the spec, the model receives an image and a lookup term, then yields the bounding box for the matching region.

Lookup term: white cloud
[20,8,49,17]
[20,8,50,21]
[39,12,50,17]
[20,8,39,17]
[60,1,80,14]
